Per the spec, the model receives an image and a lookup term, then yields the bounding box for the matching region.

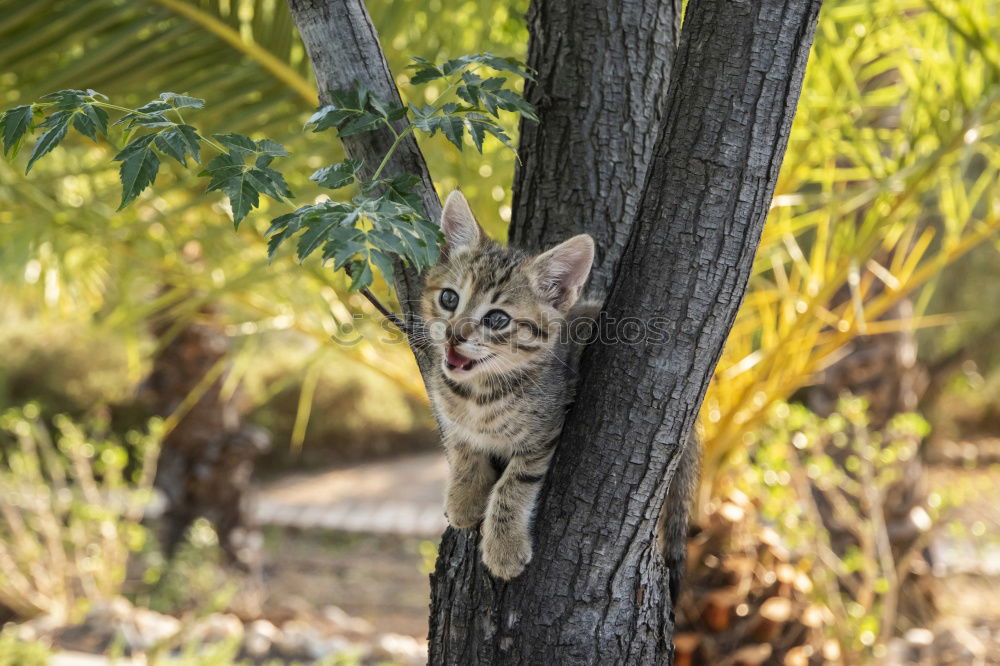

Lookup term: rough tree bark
[286,0,822,663]
[509,0,681,294]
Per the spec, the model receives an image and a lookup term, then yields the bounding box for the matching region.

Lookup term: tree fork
[284,0,823,663]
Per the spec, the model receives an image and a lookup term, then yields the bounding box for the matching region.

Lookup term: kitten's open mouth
[445,346,489,372]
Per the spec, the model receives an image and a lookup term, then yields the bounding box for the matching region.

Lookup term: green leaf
[154,124,201,166]
[217,171,258,227]
[370,228,408,260]
[310,158,362,189]
[462,114,514,153]
[267,227,293,260]
[322,227,367,270]
[409,60,445,84]
[397,227,429,269]
[71,112,99,141]
[254,138,288,157]
[306,83,373,132]
[1,105,33,156]
[115,135,160,209]
[41,90,87,111]
[412,113,464,149]
[83,104,110,135]
[212,132,258,155]
[348,259,373,292]
[306,105,356,132]
[297,208,359,262]
[492,88,538,121]
[203,152,257,227]
[159,92,205,110]
[382,173,423,212]
[337,112,383,137]
[25,111,71,173]
[246,164,292,200]
[370,248,395,285]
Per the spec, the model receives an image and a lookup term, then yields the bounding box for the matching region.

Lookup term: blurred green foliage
[0,629,50,666]
[0,405,160,621]
[701,0,1000,487]
[735,397,932,661]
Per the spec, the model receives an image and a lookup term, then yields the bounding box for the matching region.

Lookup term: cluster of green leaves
[0,52,535,294]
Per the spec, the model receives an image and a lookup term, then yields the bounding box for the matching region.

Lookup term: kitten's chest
[431,386,529,455]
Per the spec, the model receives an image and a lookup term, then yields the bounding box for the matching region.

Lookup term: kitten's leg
[444,441,498,529]
[480,447,553,579]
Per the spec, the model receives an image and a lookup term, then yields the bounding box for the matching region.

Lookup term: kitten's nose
[446,320,473,345]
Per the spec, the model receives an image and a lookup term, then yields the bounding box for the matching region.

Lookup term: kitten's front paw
[480,527,532,579]
[445,490,487,529]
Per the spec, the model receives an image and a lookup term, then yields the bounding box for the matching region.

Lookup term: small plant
[738,397,932,663]
[0,53,535,298]
[0,404,161,622]
[0,628,50,666]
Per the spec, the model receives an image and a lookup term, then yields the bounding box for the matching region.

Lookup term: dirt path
[255,452,448,536]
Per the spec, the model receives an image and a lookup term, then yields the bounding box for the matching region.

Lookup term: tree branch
[285,0,441,327]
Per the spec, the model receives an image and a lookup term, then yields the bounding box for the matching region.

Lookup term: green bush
[0,405,160,622]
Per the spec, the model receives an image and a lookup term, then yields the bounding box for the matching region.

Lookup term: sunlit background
[0,0,998,664]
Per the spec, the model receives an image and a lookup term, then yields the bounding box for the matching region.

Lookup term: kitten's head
[421,191,594,382]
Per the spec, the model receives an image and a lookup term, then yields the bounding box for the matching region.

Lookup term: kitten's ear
[440,190,482,252]
[530,234,595,310]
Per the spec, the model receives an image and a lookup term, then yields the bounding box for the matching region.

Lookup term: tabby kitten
[421,191,597,579]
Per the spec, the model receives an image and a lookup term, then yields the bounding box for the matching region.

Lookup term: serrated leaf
[321,227,367,269]
[413,114,464,149]
[439,115,464,150]
[493,88,538,121]
[159,92,205,109]
[116,137,160,209]
[267,227,293,260]
[348,260,373,292]
[254,138,287,157]
[337,112,383,137]
[113,132,153,158]
[306,105,356,132]
[297,208,359,262]
[397,227,429,269]
[25,111,71,173]
[370,248,396,285]
[154,124,201,166]
[310,159,362,189]
[246,165,292,201]
[218,171,258,227]
[83,104,109,135]
[370,228,408,260]
[1,105,32,156]
[41,90,87,111]
[213,132,257,155]
[409,65,445,85]
[382,173,423,212]
[71,111,99,141]
[458,113,513,153]
[202,151,258,227]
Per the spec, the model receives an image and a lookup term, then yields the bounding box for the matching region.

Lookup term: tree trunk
[285,0,822,663]
[509,0,681,295]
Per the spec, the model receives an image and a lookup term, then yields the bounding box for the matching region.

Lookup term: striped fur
[421,191,597,579]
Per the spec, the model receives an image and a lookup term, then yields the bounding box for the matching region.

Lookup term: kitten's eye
[439,288,459,311]
[481,309,511,330]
